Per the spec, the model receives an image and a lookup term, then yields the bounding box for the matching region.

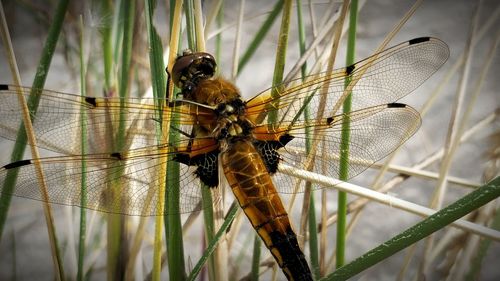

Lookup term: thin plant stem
[164,1,186,280]
[295,0,320,277]
[100,0,113,90]
[336,0,357,268]
[107,1,135,280]
[77,15,88,281]
[145,0,167,280]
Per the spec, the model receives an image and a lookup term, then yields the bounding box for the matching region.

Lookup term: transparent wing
[246,37,449,126]
[248,37,448,192]
[254,103,421,193]
[0,85,219,215]
[0,139,220,216]
[0,84,216,155]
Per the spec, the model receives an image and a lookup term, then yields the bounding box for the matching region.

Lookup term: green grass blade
[112,0,125,66]
[116,0,134,146]
[336,0,358,268]
[164,1,186,280]
[184,2,223,279]
[202,186,217,281]
[145,0,167,116]
[268,0,292,125]
[99,0,113,89]
[323,176,500,281]
[237,0,284,76]
[77,15,88,281]
[164,139,184,278]
[107,1,135,280]
[187,202,239,281]
[145,1,167,280]
[215,2,224,72]
[294,0,320,277]
[250,234,261,281]
[184,0,196,49]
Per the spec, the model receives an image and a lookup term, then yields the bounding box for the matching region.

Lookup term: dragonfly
[0,37,449,280]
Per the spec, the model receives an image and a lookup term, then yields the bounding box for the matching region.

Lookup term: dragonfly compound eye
[172,51,217,91]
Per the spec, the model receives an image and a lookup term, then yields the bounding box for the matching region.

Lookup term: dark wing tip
[387,103,407,108]
[0,84,9,90]
[409,37,431,45]
[3,159,32,170]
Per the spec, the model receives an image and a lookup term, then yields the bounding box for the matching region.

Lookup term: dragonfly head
[172,50,217,96]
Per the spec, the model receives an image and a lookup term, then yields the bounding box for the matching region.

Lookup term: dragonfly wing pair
[0,37,449,216]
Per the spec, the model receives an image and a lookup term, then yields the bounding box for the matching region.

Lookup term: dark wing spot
[409,37,430,45]
[3,159,32,169]
[279,134,294,146]
[0,84,8,90]
[110,152,123,160]
[173,153,191,165]
[346,64,355,75]
[85,97,97,107]
[387,103,406,108]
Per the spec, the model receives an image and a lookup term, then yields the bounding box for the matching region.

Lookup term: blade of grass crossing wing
[107,1,135,280]
[191,1,223,278]
[164,1,186,280]
[77,16,88,281]
[337,0,358,268]
[268,0,292,129]
[258,0,293,275]
[145,0,167,280]
[294,0,320,277]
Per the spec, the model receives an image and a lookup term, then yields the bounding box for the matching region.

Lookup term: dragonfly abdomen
[221,139,312,281]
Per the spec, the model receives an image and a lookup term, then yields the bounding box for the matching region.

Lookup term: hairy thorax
[187,78,254,143]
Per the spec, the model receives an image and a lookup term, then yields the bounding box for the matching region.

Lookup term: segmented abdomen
[221,139,312,281]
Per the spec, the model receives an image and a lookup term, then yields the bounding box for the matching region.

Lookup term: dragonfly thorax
[213,98,253,140]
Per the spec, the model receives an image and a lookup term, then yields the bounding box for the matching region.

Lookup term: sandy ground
[0,0,498,280]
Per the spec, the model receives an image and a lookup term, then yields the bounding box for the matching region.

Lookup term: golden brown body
[179,60,312,280]
[221,139,312,281]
